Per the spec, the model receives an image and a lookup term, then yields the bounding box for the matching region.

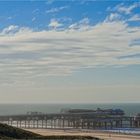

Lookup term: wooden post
[25,120,26,128]
[28,120,30,128]
[17,121,18,127]
[42,119,44,128]
[20,120,21,128]
[45,119,47,128]
[104,122,107,129]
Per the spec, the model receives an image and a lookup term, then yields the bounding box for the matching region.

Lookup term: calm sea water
[0,103,139,116]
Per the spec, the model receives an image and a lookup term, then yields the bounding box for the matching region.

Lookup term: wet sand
[24,128,140,140]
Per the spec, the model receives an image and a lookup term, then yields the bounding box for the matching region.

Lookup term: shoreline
[24,128,140,140]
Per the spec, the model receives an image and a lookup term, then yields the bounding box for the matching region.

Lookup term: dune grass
[0,123,102,139]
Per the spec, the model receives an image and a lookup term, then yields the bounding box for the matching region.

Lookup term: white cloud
[7,16,13,20]
[46,6,68,14]
[1,25,32,35]
[105,13,121,22]
[108,2,140,15]
[1,25,19,35]
[69,18,90,30]
[45,0,54,5]
[79,0,90,5]
[48,19,63,29]
[32,9,39,14]
[128,14,140,21]
[117,4,137,14]
[0,18,140,85]
[32,17,36,22]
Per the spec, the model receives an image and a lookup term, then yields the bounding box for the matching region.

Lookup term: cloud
[32,17,36,22]
[1,25,32,36]
[117,4,137,14]
[69,18,90,30]
[108,2,140,15]
[32,8,39,14]
[1,25,19,35]
[46,6,68,14]
[45,0,54,5]
[79,0,91,5]
[48,19,63,29]
[7,16,13,20]
[128,14,140,21]
[0,17,140,85]
[105,13,121,22]
[118,53,140,59]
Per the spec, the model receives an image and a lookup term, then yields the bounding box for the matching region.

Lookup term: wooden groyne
[0,109,139,129]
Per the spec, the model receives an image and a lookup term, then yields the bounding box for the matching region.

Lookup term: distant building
[61,108,124,116]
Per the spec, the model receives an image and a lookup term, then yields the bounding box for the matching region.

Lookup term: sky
[0,0,140,103]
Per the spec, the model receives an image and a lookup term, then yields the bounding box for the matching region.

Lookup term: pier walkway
[0,112,139,129]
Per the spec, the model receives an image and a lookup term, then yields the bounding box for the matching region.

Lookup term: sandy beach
[24,129,140,140]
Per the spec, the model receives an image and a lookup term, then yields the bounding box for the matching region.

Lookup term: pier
[0,108,139,129]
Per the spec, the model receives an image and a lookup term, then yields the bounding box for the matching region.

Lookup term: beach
[25,129,140,140]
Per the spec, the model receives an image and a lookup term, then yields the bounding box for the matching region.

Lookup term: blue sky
[0,0,140,103]
[1,1,139,29]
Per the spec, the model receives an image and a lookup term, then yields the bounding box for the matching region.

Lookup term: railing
[0,113,139,129]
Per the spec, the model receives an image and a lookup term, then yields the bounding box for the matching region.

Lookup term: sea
[0,103,139,116]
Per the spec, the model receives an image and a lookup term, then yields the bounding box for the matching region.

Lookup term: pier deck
[0,112,139,129]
